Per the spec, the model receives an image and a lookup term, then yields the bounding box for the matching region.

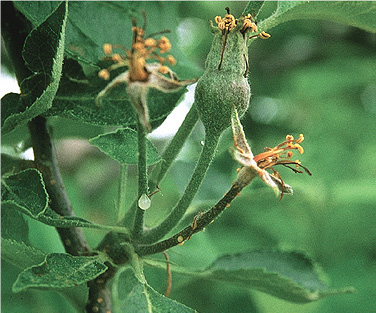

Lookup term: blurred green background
[2,2,375,312]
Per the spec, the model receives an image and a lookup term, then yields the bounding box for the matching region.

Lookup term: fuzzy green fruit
[195,14,254,136]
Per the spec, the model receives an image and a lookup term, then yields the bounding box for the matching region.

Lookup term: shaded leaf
[145,250,354,303]
[1,168,130,234]
[1,201,29,244]
[113,267,196,313]
[201,250,354,303]
[1,169,49,218]
[258,1,376,33]
[1,238,46,270]
[13,253,108,292]
[1,2,68,134]
[90,128,162,165]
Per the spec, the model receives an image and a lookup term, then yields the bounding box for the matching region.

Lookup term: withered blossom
[231,106,311,199]
[96,11,197,132]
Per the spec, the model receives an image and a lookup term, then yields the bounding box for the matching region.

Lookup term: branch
[85,263,117,313]
[28,116,91,255]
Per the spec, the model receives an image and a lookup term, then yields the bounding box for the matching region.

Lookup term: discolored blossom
[231,106,311,198]
[96,11,197,132]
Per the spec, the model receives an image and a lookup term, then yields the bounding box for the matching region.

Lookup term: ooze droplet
[138,194,151,210]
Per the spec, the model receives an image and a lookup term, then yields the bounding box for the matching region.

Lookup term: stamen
[103,43,112,55]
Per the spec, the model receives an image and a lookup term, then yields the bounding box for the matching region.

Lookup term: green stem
[150,102,199,186]
[140,131,220,244]
[132,119,148,239]
[135,181,246,256]
[121,103,199,227]
[117,164,128,223]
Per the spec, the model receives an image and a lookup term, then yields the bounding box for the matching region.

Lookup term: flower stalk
[140,131,221,244]
[132,118,149,239]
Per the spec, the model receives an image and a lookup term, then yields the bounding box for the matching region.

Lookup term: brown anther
[92,306,99,313]
[237,192,241,196]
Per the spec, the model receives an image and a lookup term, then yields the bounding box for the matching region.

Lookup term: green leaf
[1,2,68,134]
[36,207,131,235]
[45,76,188,130]
[1,169,49,218]
[1,200,29,244]
[90,128,162,165]
[145,250,354,303]
[201,250,354,303]
[12,253,108,293]
[113,267,196,313]
[14,1,201,77]
[1,168,130,234]
[1,238,46,270]
[258,1,376,33]
[243,1,265,18]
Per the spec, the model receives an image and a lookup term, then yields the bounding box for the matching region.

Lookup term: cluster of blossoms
[98,28,176,82]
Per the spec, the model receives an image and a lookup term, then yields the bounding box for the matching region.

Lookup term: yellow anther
[296,134,304,143]
[144,38,157,47]
[286,135,294,141]
[132,42,145,51]
[215,16,222,24]
[259,31,271,39]
[159,65,169,74]
[98,69,110,80]
[167,55,176,65]
[158,36,171,53]
[112,54,123,63]
[103,43,112,55]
